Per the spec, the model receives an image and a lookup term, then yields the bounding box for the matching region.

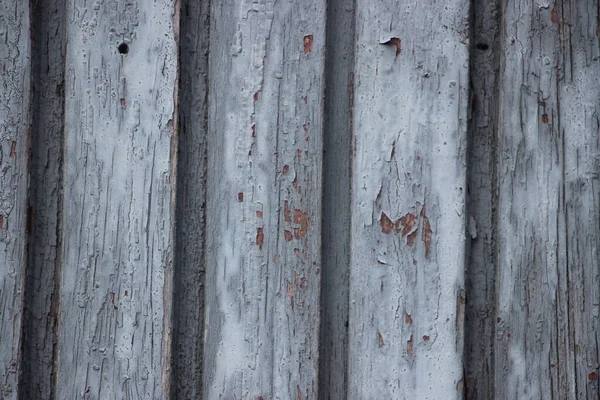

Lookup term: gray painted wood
[319,0,354,398]
[348,1,470,398]
[172,0,210,398]
[203,0,326,398]
[559,3,600,396]
[464,1,500,399]
[0,2,31,398]
[19,0,66,397]
[55,1,179,398]
[5,2,600,398]
[494,1,600,398]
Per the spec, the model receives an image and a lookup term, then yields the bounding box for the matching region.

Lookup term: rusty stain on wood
[303,35,313,54]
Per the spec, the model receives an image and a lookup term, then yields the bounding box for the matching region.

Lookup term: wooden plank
[203,1,325,398]
[495,1,600,398]
[559,2,600,396]
[55,1,179,398]
[0,2,31,398]
[348,2,470,398]
[464,1,500,398]
[319,0,355,397]
[494,3,564,398]
[19,0,67,397]
[172,0,210,398]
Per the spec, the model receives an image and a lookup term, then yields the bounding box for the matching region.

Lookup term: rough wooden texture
[172,0,210,398]
[19,0,66,398]
[348,1,470,398]
[55,1,179,398]
[0,2,30,398]
[559,2,600,396]
[464,1,500,398]
[494,1,600,398]
[203,0,325,397]
[319,0,354,398]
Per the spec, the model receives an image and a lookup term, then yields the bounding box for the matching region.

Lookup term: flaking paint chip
[381,37,402,56]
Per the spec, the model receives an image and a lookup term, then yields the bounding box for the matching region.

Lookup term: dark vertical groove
[19,0,67,398]
[464,0,502,398]
[319,0,355,398]
[171,0,211,398]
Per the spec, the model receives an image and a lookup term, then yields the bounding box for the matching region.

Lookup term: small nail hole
[476,43,489,50]
[118,43,129,54]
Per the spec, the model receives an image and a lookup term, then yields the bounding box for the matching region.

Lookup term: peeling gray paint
[0,2,30,398]
[348,1,469,398]
[203,1,326,398]
[55,1,179,398]
[1,1,600,399]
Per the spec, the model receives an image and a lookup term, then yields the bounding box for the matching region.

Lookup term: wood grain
[464,1,500,398]
[55,1,179,398]
[172,0,210,398]
[0,2,31,398]
[348,1,470,398]
[203,0,326,398]
[494,1,600,398]
[19,0,67,397]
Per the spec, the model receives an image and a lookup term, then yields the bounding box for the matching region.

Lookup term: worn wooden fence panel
[203,1,325,398]
[55,1,179,398]
[348,1,470,398]
[3,0,600,399]
[0,2,30,398]
[492,1,600,399]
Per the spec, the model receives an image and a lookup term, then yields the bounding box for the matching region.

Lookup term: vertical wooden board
[494,2,567,398]
[464,1,500,398]
[204,0,325,398]
[349,1,470,398]
[0,1,30,398]
[56,1,178,398]
[558,2,600,396]
[495,1,600,398]
[19,0,66,397]
[172,0,210,398]
[319,0,355,397]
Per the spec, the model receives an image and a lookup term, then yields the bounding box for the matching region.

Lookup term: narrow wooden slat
[464,1,500,398]
[172,0,210,398]
[319,0,355,397]
[203,1,326,398]
[56,1,179,398]
[0,2,31,398]
[559,2,600,396]
[494,3,564,398]
[19,0,67,397]
[348,2,470,398]
[495,1,600,398]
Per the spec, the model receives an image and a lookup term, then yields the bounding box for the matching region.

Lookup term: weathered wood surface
[464,1,500,399]
[492,1,600,398]
[19,0,66,398]
[171,0,210,399]
[3,0,600,398]
[55,0,179,398]
[348,1,470,398]
[319,0,354,398]
[203,0,326,398]
[0,2,30,398]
